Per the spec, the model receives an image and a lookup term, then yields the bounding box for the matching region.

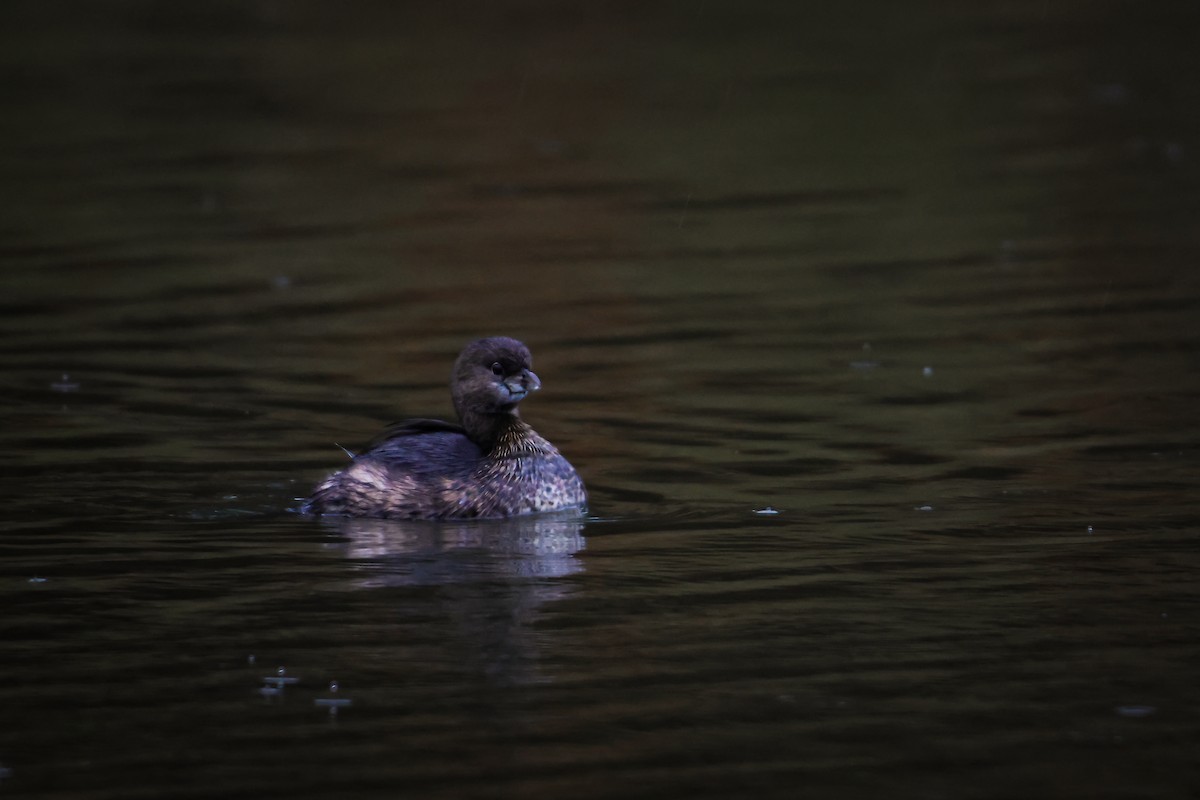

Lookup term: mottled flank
[303,337,587,520]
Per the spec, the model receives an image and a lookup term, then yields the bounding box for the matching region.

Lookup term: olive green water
[3,2,1200,798]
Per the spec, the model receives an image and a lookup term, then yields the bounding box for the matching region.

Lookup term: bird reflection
[321,512,588,686]
[329,511,586,588]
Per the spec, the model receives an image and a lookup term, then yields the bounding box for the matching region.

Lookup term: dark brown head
[450,337,541,426]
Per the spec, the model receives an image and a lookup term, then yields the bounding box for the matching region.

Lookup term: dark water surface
[3,2,1200,798]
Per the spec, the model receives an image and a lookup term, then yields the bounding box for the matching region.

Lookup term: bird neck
[460,410,555,457]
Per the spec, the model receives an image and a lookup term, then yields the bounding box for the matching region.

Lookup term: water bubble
[315,679,352,709]
[28,576,48,584]
[753,506,781,516]
[1087,526,1094,534]
[51,374,80,393]
[915,505,934,512]
[1115,705,1156,718]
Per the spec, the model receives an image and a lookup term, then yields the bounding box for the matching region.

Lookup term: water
[3,1,1200,798]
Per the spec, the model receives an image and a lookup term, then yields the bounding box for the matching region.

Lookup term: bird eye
[491,362,504,377]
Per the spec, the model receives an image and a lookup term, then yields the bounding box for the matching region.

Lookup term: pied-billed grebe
[303,337,587,520]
